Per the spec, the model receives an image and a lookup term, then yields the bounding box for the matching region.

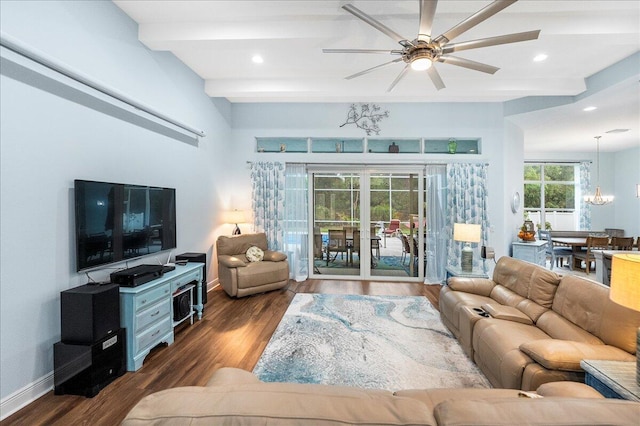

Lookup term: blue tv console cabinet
[119,263,203,371]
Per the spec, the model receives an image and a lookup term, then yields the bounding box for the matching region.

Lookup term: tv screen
[74,179,176,271]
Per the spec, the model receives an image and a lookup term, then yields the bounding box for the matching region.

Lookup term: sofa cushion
[552,275,640,354]
[535,310,604,345]
[217,233,269,256]
[236,261,289,289]
[520,339,635,371]
[492,257,560,309]
[433,398,640,426]
[122,383,437,426]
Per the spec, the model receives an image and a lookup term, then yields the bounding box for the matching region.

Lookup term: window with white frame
[524,163,578,231]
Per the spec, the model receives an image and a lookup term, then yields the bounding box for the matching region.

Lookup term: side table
[445,266,489,281]
[580,359,640,401]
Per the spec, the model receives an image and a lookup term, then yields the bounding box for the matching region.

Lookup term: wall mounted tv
[74,179,176,272]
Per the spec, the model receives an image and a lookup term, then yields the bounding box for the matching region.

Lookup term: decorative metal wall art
[339,103,389,135]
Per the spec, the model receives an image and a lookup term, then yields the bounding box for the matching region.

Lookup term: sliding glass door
[310,166,424,281]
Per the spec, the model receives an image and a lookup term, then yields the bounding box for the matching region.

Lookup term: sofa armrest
[447,277,495,297]
[481,303,533,325]
[263,250,287,262]
[520,339,635,372]
[536,381,604,398]
[218,255,247,268]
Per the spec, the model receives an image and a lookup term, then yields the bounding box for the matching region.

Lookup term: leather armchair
[216,233,289,298]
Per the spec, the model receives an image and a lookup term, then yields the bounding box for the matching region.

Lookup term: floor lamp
[222,210,246,235]
[454,223,482,272]
[609,254,640,385]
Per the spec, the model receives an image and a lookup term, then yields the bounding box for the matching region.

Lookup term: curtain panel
[579,161,591,230]
[446,163,490,272]
[250,162,286,250]
[283,164,309,282]
[425,165,448,284]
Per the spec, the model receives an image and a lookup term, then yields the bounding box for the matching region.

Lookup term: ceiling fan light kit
[325,0,540,91]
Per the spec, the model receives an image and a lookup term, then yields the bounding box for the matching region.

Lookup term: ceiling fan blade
[418,0,438,42]
[345,58,404,80]
[323,48,402,55]
[439,55,499,74]
[387,64,411,92]
[442,30,540,54]
[342,4,408,45]
[426,66,445,91]
[434,0,517,44]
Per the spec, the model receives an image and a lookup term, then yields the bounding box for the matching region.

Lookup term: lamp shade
[221,210,246,225]
[453,223,481,243]
[610,254,640,312]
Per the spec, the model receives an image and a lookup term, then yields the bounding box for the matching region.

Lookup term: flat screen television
[74,179,176,271]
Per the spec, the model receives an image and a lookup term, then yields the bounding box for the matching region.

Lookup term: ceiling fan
[323,0,540,91]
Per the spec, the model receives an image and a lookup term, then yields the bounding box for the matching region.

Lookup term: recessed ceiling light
[252,55,264,64]
[605,128,629,134]
[533,54,547,62]
[583,106,597,112]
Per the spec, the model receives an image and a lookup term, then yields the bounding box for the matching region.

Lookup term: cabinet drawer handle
[152,330,160,337]
[140,299,147,304]
[150,310,160,317]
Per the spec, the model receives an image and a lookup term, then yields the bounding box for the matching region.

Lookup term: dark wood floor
[1,280,441,426]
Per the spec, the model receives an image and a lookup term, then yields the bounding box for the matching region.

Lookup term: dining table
[551,237,588,270]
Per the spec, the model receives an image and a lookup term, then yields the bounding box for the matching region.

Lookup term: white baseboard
[0,372,53,421]
[1,278,221,420]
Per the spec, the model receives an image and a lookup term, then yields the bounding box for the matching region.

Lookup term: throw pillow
[246,246,264,262]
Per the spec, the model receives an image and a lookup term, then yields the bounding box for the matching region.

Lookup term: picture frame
[523,220,535,233]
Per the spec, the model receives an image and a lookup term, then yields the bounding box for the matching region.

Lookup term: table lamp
[609,253,640,385]
[222,210,246,235]
[453,223,482,272]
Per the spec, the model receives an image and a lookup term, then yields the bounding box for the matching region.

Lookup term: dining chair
[572,236,610,274]
[538,230,572,269]
[351,229,360,265]
[400,233,411,265]
[326,229,347,266]
[370,227,380,259]
[610,236,634,250]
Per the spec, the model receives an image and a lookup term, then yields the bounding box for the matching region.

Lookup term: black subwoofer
[60,284,120,344]
[173,291,192,321]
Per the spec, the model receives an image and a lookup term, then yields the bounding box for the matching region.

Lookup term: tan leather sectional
[440,256,640,390]
[122,367,640,425]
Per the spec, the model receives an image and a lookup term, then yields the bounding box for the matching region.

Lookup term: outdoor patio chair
[384,219,400,237]
[326,229,348,266]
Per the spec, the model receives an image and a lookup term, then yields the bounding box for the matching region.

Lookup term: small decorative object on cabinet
[119,263,203,371]
[388,141,399,153]
[279,144,286,152]
[448,138,457,154]
[518,220,536,241]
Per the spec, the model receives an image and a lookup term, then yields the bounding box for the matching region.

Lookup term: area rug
[253,294,490,391]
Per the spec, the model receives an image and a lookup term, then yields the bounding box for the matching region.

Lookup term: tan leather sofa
[216,233,289,297]
[440,256,640,390]
[122,367,640,425]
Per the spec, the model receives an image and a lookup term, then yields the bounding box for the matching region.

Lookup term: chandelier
[584,136,614,206]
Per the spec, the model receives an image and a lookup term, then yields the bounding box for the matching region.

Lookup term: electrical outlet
[481,246,495,260]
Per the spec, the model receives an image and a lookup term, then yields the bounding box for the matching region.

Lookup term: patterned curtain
[446,163,490,272]
[579,161,591,230]
[250,162,286,250]
[283,164,309,282]
[425,165,448,284]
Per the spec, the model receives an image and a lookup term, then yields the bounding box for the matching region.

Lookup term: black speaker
[173,291,191,321]
[54,328,125,397]
[60,284,120,344]
[176,252,207,305]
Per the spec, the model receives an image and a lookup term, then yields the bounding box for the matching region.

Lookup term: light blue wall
[229,102,519,259]
[0,0,230,410]
[524,149,639,235]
